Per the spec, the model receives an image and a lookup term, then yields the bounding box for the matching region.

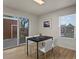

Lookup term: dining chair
[25,35,40,55]
[33,35,40,37]
[34,34,46,47]
[26,35,40,44]
[26,36,35,55]
[39,39,54,59]
[26,36,34,44]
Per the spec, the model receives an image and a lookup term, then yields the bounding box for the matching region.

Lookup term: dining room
[3,0,76,59]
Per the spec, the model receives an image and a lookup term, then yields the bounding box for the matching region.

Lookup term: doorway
[3,18,18,49]
[3,16,29,49]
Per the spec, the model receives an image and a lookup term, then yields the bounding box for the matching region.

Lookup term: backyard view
[60,14,76,38]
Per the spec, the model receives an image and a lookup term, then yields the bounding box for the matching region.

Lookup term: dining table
[26,36,53,59]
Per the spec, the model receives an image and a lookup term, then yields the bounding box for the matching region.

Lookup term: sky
[59,14,76,26]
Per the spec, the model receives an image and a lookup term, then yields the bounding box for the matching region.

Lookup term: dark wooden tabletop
[27,36,53,42]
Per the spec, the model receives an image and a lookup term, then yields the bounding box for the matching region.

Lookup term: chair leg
[50,50,51,57]
[29,45,31,56]
[52,48,55,59]
[30,44,33,56]
[44,53,46,59]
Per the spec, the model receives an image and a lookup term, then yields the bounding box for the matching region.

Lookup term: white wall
[4,5,76,50]
[3,7,39,36]
[39,5,76,50]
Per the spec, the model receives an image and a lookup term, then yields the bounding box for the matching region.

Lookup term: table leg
[37,42,39,59]
[27,39,28,56]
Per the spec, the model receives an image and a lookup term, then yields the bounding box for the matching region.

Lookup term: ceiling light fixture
[34,0,45,5]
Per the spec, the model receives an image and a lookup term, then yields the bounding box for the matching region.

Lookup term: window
[59,14,76,38]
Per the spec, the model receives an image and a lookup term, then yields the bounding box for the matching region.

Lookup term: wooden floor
[3,44,76,59]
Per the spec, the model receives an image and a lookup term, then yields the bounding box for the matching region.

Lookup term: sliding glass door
[3,18,17,49]
[19,17,29,44]
[3,15,29,49]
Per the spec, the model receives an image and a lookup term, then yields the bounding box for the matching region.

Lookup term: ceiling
[3,0,76,16]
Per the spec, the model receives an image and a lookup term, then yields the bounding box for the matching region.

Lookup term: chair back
[26,36,34,44]
[33,35,39,37]
[44,39,53,52]
[26,36,33,40]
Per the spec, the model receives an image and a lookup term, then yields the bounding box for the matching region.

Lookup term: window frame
[59,14,76,39]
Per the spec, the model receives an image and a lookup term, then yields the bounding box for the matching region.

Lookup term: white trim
[3,17,17,20]
[59,14,76,39]
[17,19,20,46]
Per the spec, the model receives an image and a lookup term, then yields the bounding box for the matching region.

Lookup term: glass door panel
[12,26,17,38]
[3,18,17,49]
[19,17,29,44]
